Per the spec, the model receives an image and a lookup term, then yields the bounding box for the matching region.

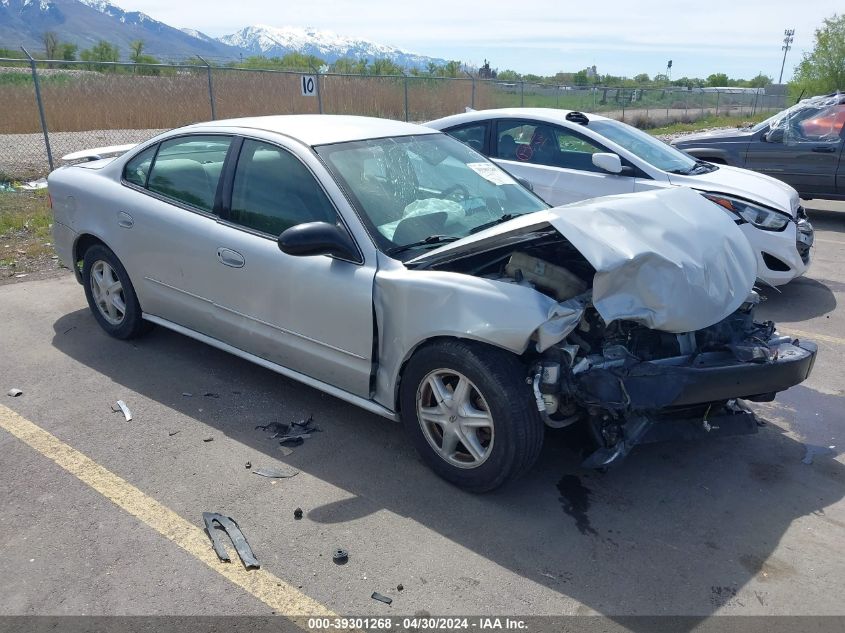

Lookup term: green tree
[633,73,650,84]
[368,58,403,76]
[706,72,729,87]
[238,52,326,71]
[746,73,772,88]
[792,14,845,95]
[497,69,521,81]
[59,43,78,61]
[42,31,59,59]
[332,57,368,74]
[80,40,120,71]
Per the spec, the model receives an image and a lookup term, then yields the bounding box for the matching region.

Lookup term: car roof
[427,108,615,129]
[183,114,438,146]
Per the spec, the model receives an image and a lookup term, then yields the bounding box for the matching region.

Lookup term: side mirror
[592,152,623,174]
[278,222,359,261]
[762,128,784,143]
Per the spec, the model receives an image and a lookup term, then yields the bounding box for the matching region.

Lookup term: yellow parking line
[0,404,335,621]
[783,328,845,347]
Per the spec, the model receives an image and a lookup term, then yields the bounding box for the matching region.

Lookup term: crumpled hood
[409,187,757,333]
[668,164,800,216]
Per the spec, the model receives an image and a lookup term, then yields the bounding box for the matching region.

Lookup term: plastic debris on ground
[294,508,303,520]
[332,549,349,565]
[256,415,321,446]
[111,400,132,421]
[251,465,299,479]
[7,388,23,397]
[202,512,260,569]
[202,437,214,442]
[371,592,393,605]
[19,178,48,191]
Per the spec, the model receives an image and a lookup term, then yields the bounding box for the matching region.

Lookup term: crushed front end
[530,294,817,467]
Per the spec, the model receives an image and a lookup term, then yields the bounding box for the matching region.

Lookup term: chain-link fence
[0,57,789,180]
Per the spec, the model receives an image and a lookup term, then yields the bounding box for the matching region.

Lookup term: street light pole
[778,29,794,84]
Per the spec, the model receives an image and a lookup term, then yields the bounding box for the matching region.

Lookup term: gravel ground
[655,126,741,143]
[0,128,166,180]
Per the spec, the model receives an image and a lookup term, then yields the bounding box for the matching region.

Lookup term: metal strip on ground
[0,403,336,622]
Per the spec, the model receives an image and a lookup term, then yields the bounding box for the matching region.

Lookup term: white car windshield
[590,120,699,174]
[316,134,548,256]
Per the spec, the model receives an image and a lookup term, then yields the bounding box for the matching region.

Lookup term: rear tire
[81,244,149,340]
[400,340,544,492]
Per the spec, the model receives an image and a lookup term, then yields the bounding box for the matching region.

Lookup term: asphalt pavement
[1,201,843,624]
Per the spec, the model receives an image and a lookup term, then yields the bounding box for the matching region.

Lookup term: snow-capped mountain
[220,24,446,69]
[0,0,449,70]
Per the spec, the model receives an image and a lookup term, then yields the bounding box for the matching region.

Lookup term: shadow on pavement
[757,277,837,322]
[51,309,845,624]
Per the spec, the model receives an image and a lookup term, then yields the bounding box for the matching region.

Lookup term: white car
[427,108,814,287]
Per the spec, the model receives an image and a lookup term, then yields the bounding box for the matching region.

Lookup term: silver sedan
[48,116,816,491]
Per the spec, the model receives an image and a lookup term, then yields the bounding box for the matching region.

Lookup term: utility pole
[778,29,794,84]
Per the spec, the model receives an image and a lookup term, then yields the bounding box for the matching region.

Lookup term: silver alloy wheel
[90,260,126,326]
[416,368,495,469]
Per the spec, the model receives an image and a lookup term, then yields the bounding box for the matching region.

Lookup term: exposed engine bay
[426,232,817,468]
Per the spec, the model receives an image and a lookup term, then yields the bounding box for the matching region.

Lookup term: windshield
[590,119,698,173]
[316,134,548,257]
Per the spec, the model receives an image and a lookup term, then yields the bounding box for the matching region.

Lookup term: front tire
[81,244,148,340]
[400,340,544,492]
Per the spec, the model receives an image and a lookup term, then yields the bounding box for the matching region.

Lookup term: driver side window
[775,105,845,145]
[229,140,338,237]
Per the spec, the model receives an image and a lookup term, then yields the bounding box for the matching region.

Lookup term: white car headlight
[703,193,791,231]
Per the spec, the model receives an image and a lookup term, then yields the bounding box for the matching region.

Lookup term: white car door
[492,120,637,206]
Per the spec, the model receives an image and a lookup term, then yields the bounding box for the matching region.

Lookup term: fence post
[21,47,53,172]
[309,64,323,114]
[752,89,760,116]
[402,71,409,122]
[715,90,720,115]
[520,81,524,107]
[197,55,216,120]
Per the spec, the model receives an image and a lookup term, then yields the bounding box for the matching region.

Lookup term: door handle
[217,247,245,268]
[812,146,836,153]
[117,211,134,228]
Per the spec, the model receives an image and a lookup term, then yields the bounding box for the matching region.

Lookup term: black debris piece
[252,466,299,479]
[202,512,260,569]
[245,461,252,469]
[294,508,303,520]
[203,437,214,442]
[255,421,291,439]
[168,430,181,437]
[332,549,349,565]
[397,584,404,592]
[203,392,219,398]
[278,415,321,445]
[371,592,392,605]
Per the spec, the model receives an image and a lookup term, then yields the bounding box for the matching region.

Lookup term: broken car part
[332,549,349,565]
[293,508,303,520]
[371,592,393,605]
[252,466,299,479]
[6,388,22,397]
[202,512,260,569]
[111,400,132,421]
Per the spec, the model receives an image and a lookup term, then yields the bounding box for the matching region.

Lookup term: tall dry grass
[0,68,494,135]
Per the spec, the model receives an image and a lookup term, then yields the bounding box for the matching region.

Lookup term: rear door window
[444,123,489,153]
[146,136,232,212]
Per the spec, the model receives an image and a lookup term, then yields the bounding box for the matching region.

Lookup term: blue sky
[124,0,840,80]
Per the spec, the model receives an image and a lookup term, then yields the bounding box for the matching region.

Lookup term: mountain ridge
[0,0,450,69]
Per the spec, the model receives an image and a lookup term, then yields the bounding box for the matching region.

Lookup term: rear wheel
[81,244,149,339]
[400,340,544,492]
